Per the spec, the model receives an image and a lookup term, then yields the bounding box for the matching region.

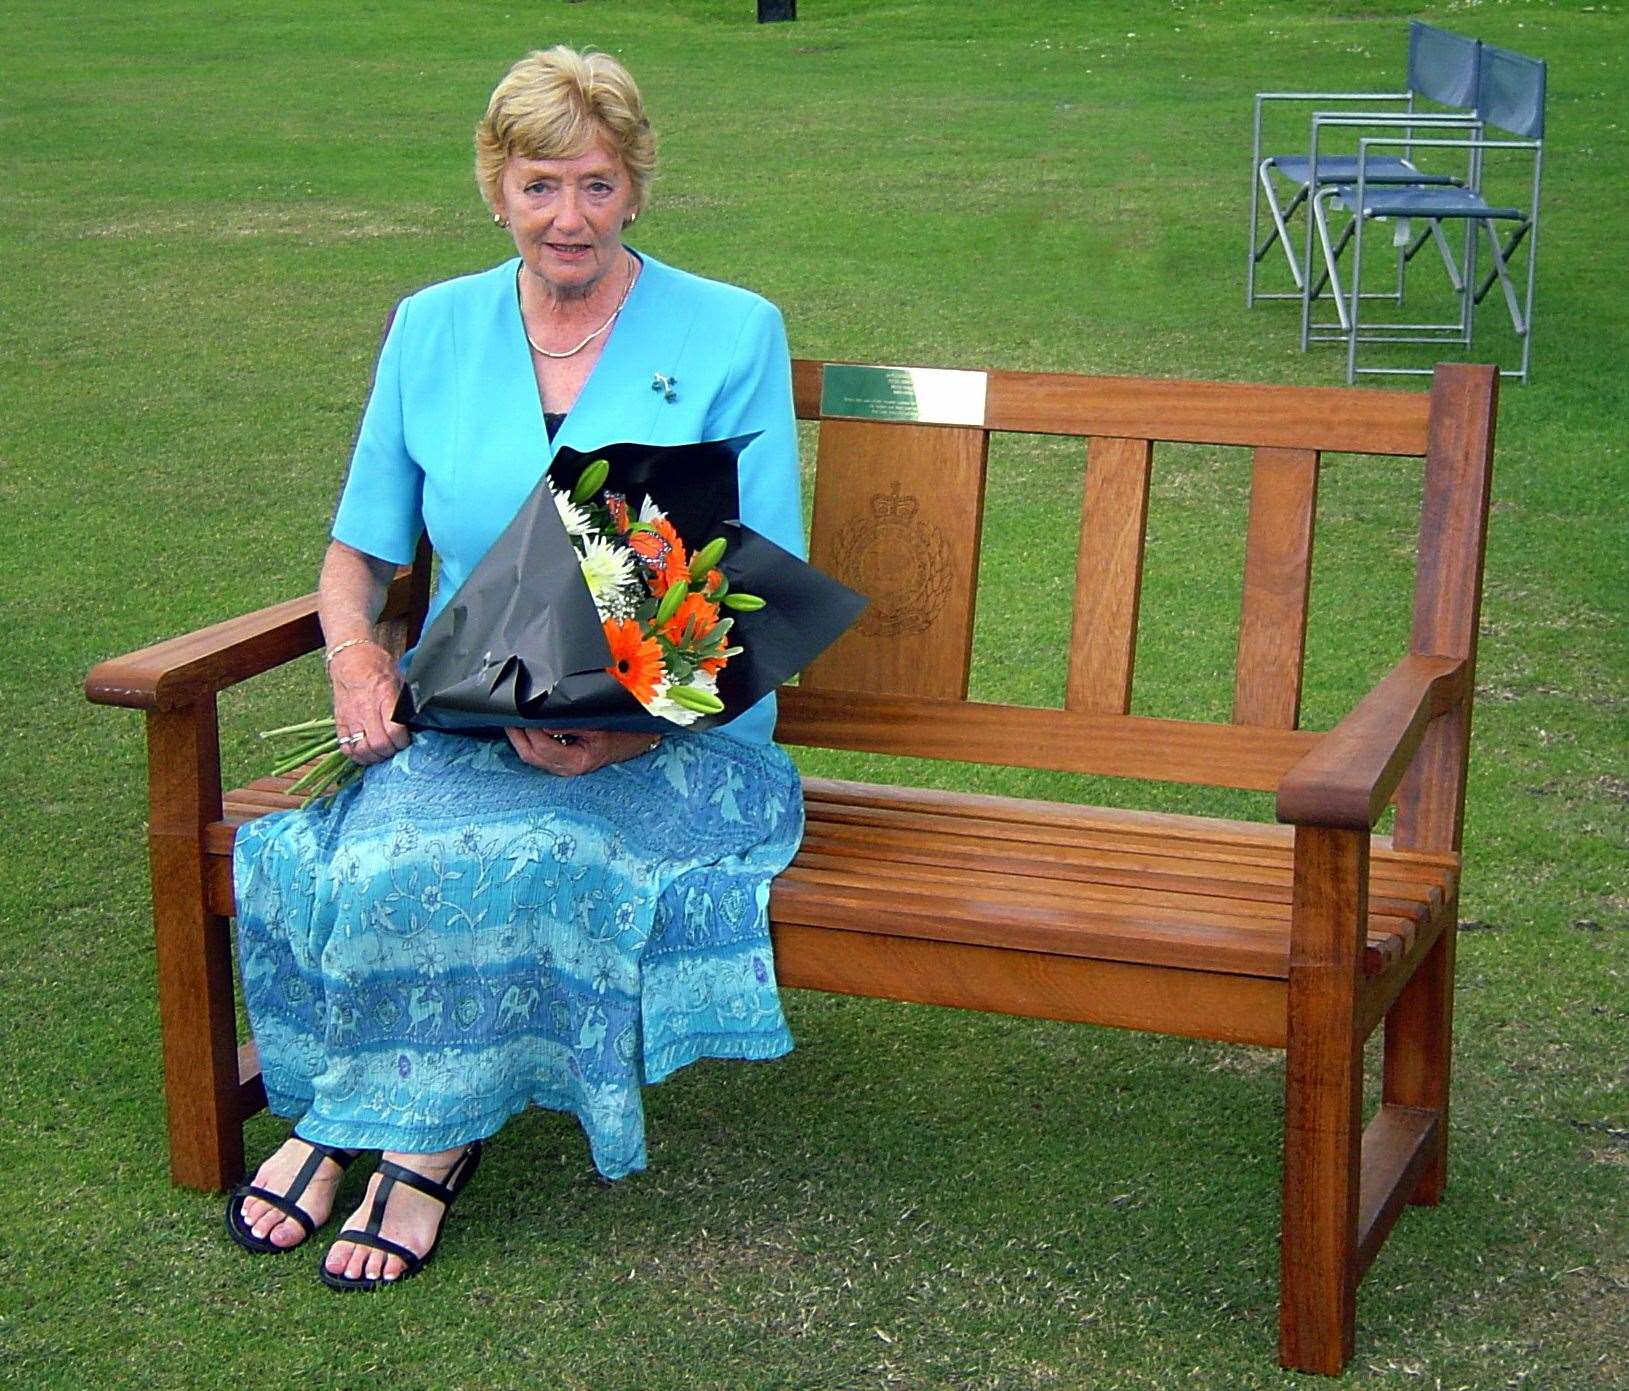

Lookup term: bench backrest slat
[778,687,1320,792]
[793,363,1433,457]
[800,419,990,698]
[1234,446,1321,729]
[1067,436,1153,715]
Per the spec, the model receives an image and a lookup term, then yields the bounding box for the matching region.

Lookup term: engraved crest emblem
[829,482,951,637]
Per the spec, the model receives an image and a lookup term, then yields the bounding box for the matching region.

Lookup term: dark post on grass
[757,0,796,21]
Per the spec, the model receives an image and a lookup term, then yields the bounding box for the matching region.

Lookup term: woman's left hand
[505,727,661,777]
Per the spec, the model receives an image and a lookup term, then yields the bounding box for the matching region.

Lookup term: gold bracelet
[323,637,379,670]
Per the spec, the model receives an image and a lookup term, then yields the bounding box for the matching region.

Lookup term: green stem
[289,748,349,797]
[271,736,338,777]
[259,716,336,740]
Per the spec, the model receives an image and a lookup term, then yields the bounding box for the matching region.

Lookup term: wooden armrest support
[1275,654,1466,830]
[84,567,422,712]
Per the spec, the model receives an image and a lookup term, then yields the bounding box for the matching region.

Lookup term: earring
[493,212,509,228]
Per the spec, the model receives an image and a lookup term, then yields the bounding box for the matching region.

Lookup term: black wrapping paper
[393,436,867,734]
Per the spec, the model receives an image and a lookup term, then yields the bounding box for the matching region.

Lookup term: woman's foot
[236,1136,352,1249]
[322,1145,475,1284]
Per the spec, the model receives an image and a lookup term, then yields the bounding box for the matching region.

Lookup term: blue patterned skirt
[232,730,802,1180]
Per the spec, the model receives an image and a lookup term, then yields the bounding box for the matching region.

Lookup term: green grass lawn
[2,1,1624,1386]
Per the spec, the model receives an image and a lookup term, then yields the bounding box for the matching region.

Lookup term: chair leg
[1383,913,1457,1205]
[150,867,246,1191]
[1345,203,1366,384]
[1256,168,1308,290]
[146,703,246,1193]
[1280,826,1366,1376]
[1303,190,1350,350]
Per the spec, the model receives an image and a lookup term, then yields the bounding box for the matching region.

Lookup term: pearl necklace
[519,254,637,360]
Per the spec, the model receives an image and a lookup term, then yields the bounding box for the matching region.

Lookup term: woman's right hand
[328,640,413,765]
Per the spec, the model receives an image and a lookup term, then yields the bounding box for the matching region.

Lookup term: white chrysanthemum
[638,495,667,525]
[552,487,594,538]
[579,535,637,614]
[689,668,719,696]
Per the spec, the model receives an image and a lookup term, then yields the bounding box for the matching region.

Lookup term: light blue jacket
[332,251,805,746]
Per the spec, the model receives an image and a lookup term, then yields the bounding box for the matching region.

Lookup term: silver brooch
[651,372,678,402]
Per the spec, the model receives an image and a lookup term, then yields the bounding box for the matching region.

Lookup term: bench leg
[1383,907,1457,1205]
[1280,826,1365,1376]
[148,703,246,1193]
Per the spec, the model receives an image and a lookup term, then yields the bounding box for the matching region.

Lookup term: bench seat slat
[801,778,1461,871]
[225,789,304,813]
[790,845,1426,931]
[794,817,1446,905]
[802,801,1455,891]
[796,825,1444,922]
[777,857,1417,975]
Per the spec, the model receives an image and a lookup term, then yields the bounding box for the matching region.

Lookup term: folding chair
[1311,44,1546,383]
[1247,22,1480,307]
[1298,110,1485,353]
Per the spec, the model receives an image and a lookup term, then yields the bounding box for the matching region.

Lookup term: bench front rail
[86,359,1497,1377]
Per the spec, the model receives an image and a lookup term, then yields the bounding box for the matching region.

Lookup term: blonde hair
[474,47,657,216]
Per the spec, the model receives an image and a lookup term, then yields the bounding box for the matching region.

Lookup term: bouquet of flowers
[261,436,864,794]
[391,434,865,736]
[556,454,757,726]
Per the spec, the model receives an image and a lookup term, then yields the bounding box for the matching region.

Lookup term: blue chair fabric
[1331,186,1527,221]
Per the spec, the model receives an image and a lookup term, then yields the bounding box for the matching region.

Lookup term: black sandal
[225,1137,362,1254]
[317,1140,484,1291]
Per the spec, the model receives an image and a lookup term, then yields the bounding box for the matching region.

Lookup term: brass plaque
[820,363,988,427]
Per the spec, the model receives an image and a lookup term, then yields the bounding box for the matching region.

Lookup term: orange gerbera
[628,514,689,594]
[603,617,665,705]
[660,591,720,647]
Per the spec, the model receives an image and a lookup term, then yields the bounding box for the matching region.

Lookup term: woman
[226,46,806,1291]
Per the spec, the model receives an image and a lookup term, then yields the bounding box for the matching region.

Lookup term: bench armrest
[84,568,422,712]
[1275,654,1467,830]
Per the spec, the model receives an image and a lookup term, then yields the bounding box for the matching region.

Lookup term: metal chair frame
[1341,134,1543,383]
[1298,113,1485,352]
[1300,42,1546,383]
[1247,23,1482,307]
[1250,90,1418,304]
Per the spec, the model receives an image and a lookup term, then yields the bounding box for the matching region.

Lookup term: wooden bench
[85,358,1497,1376]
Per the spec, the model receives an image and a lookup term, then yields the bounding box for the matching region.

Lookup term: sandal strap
[227,1138,362,1250]
[286,1138,358,1196]
[232,1184,317,1239]
[291,1134,362,1170]
[324,1144,482,1278]
[371,1142,482,1214]
[329,1228,424,1273]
